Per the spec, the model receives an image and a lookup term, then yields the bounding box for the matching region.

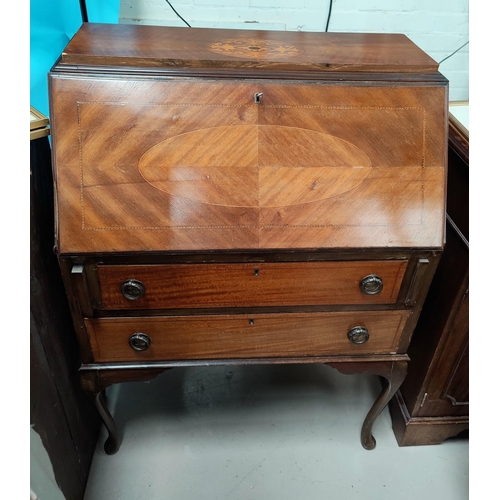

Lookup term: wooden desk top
[60,23,439,74]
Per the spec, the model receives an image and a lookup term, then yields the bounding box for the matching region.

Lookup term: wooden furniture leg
[360,362,408,449]
[95,391,121,455]
[81,368,168,455]
[328,360,408,450]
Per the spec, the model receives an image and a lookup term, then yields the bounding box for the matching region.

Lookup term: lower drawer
[86,311,409,362]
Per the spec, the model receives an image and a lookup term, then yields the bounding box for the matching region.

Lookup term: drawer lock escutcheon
[129,333,151,351]
[347,326,369,345]
[121,279,146,300]
[359,274,383,295]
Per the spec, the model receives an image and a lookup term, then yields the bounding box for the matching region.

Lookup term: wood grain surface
[86,310,409,362]
[50,77,447,254]
[98,260,408,309]
[59,23,439,73]
[50,25,448,453]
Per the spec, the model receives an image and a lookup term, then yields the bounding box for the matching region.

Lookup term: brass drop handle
[347,326,369,345]
[359,274,383,295]
[121,279,145,300]
[129,333,151,351]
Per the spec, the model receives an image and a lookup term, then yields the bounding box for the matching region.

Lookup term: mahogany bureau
[49,23,448,454]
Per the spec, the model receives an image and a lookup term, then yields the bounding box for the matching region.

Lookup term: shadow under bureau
[49,23,448,453]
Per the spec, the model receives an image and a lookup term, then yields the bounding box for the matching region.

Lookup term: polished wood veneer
[51,78,446,254]
[60,23,438,73]
[86,311,409,362]
[97,260,408,310]
[50,24,447,454]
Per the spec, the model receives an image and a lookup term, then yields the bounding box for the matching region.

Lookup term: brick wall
[119,0,469,100]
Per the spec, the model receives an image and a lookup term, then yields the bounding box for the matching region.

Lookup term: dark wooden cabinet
[49,24,448,453]
[30,109,100,500]
[389,109,469,445]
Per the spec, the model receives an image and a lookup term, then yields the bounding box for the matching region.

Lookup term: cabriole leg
[360,361,408,450]
[328,360,408,450]
[95,391,121,455]
[81,368,169,455]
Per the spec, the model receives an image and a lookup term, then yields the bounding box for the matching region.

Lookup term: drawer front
[98,260,408,310]
[86,310,409,362]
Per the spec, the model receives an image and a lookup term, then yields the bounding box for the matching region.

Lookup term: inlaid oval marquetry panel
[138,125,372,208]
[207,39,301,59]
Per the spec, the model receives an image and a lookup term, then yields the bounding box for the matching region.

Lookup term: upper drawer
[97,260,408,310]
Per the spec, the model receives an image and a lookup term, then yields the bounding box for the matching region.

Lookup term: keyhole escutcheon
[254,92,263,104]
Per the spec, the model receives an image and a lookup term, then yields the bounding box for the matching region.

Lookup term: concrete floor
[83,364,468,500]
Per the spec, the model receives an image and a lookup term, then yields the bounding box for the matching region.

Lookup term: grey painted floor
[83,364,468,500]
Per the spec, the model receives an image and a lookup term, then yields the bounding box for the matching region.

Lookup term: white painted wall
[119,0,469,100]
